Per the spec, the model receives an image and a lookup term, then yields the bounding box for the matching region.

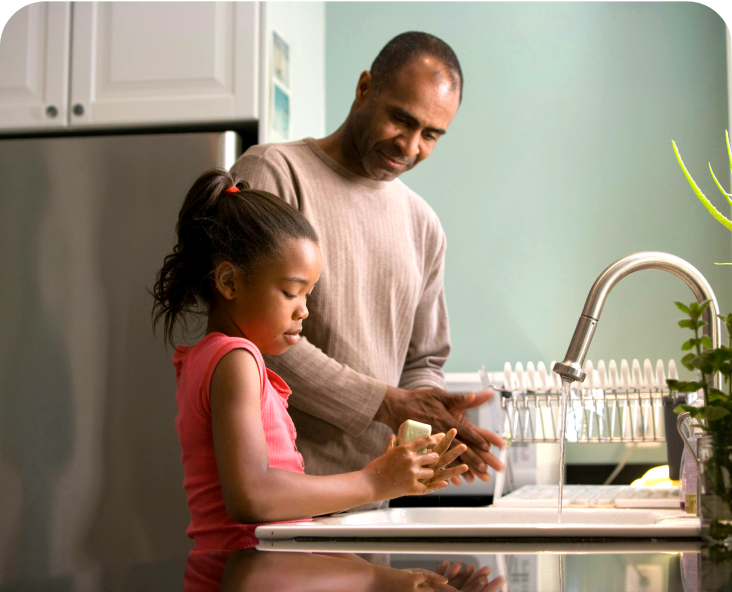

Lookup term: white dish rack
[481,358,686,444]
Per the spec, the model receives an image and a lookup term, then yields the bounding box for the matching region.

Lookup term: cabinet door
[69,2,258,128]
[0,2,71,131]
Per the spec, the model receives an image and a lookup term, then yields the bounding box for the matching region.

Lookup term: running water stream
[557,379,572,523]
[559,554,565,592]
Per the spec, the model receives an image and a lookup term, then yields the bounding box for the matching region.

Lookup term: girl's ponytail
[152,168,316,346]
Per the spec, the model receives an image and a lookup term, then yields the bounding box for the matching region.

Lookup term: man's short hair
[370,32,463,101]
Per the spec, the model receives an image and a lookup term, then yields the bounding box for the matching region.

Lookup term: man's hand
[374,386,505,484]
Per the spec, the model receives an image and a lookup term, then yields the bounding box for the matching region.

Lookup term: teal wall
[325,2,732,375]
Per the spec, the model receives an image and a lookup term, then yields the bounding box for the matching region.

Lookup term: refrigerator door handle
[218,131,242,171]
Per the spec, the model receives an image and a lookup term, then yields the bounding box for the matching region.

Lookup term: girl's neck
[206,308,246,340]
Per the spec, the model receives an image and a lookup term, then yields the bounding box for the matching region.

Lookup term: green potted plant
[671,135,732,543]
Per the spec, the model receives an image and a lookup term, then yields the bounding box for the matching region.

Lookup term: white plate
[255,507,700,540]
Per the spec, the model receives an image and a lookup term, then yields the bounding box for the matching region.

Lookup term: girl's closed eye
[282,291,296,299]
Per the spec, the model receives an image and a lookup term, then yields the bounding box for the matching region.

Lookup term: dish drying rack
[480,358,687,444]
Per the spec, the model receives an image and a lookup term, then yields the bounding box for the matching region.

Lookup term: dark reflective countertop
[5,539,731,591]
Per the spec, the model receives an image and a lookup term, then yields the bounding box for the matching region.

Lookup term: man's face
[350,57,461,182]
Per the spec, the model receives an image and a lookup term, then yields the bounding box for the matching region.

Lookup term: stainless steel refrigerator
[0,131,242,585]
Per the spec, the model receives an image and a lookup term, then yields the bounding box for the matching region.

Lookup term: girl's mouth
[283,331,301,345]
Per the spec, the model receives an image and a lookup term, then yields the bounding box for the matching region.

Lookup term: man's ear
[214,261,239,300]
[355,70,373,103]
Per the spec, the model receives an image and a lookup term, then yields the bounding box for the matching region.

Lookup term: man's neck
[313,125,370,179]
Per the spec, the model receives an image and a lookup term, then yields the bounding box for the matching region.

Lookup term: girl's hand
[421,428,469,486]
[394,568,449,591]
[434,561,499,591]
[366,566,448,592]
[364,434,447,500]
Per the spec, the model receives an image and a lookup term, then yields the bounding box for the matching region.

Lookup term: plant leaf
[700,335,713,349]
[698,347,732,375]
[681,352,697,371]
[681,338,698,351]
[675,301,692,315]
[701,406,731,421]
[667,380,704,393]
[708,388,730,402]
[674,404,701,416]
[709,162,732,207]
[722,314,732,337]
[678,319,695,329]
[673,140,732,231]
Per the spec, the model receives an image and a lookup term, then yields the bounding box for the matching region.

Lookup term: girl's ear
[214,261,239,300]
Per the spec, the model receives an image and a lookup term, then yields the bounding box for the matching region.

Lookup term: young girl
[152,168,468,551]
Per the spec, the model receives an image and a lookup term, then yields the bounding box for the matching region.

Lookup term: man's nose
[395,130,420,157]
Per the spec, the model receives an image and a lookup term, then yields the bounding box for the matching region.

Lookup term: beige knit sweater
[230,139,450,476]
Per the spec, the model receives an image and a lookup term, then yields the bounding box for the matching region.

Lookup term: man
[230,32,504,488]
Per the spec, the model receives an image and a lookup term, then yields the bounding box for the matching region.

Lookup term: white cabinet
[69,2,258,127]
[0,1,325,136]
[0,3,71,131]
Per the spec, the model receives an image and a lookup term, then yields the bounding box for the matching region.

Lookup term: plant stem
[694,321,710,404]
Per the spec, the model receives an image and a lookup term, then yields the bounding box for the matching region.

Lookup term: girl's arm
[220,549,450,592]
[211,349,466,524]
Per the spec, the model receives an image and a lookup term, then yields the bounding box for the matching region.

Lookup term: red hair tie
[225,186,239,193]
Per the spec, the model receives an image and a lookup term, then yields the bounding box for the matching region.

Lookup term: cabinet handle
[72,104,85,116]
[45,105,58,118]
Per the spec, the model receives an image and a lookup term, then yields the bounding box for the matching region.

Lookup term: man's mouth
[380,151,411,170]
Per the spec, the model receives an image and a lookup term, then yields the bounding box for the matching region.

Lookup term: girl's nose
[295,302,309,320]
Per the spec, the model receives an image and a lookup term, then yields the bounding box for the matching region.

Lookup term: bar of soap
[397,419,432,454]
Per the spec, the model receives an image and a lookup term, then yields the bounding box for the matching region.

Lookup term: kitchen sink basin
[255,506,700,540]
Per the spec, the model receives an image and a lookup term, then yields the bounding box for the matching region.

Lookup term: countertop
[5,540,730,591]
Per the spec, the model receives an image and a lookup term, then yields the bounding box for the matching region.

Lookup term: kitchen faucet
[552,252,721,391]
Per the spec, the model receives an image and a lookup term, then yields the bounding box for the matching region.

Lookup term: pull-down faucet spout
[552,252,721,390]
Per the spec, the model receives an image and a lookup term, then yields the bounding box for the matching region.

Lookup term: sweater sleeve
[230,149,388,437]
[398,228,450,392]
[264,339,387,437]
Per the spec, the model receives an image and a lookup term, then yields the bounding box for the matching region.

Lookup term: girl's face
[230,237,322,355]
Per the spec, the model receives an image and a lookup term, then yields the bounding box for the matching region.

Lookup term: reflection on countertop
[188,548,501,592]
[4,540,732,591]
[190,542,732,592]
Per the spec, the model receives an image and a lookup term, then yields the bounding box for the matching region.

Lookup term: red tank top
[173,333,308,550]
